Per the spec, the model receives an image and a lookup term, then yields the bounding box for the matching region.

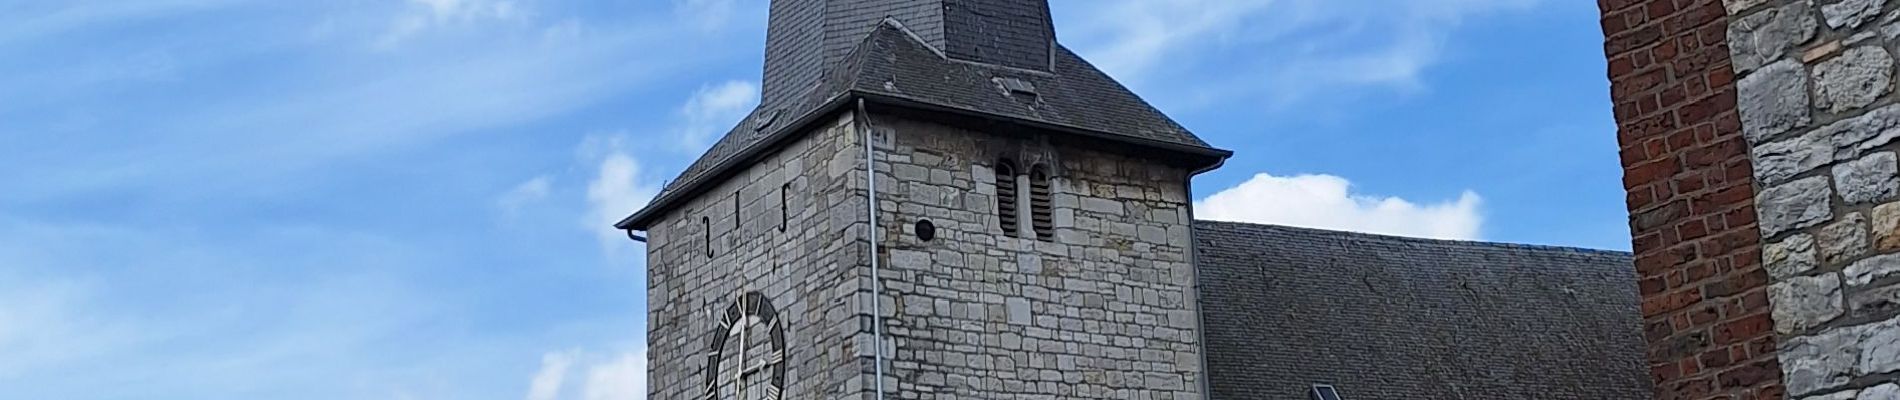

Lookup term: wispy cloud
[378,0,525,49]
[674,80,760,152]
[1057,0,1536,109]
[0,1,730,206]
[526,351,578,400]
[581,350,646,400]
[499,176,555,216]
[1196,172,1484,240]
[581,134,661,251]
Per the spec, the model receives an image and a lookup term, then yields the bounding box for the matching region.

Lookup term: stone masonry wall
[866,115,1207,399]
[1599,0,1789,398]
[646,112,881,400]
[1725,0,1900,398]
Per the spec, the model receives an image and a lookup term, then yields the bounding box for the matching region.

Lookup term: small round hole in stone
[915,219,937,242]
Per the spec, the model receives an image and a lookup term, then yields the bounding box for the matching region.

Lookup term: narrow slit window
[702,216,713,258]
[1029,165,1053,240]
[733,194,741,230]
[779,183,790,232]
[994,159,1020,237]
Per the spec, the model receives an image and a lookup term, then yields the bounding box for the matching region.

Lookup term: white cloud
[379,0,523,49]
[498,176,554,216]
[582,135,660,251]
[526,351,577,400]
[1057,0,1536,107]
[582,350,646,400]
[675,80,760,152]
[520,349,645,400]
[1196,172,1483,240]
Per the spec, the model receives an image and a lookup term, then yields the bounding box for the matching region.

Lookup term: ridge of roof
[1192,219,1634,257]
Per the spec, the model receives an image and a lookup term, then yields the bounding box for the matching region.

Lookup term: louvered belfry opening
[995,159,1020,237]
[1029,165,1053,240]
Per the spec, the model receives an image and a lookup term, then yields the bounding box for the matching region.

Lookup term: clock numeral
[764,384,782,399]
[765,349,784,365]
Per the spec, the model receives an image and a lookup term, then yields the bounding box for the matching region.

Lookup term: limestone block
[1007,297,1031,325]
[1772,274,1845,334]
[1767,233,1821,278]
[890,249,932,269]
[1742,59,1814,142]
[1807,390,1860,400]
[1822,0,1882,29]
[1819,213,1872,265]
[1731,1,1819,72]
[1755,130,1833,184]
[1818,104,1900,161]
[1851,281,1900,314]
[1839,153,1900,205]
[1724,0,1771,15]
[1759,176,1837,237]
[1862,384,1900,400]
[1886,11,1900,41]
[1780,325,1863,396]
[1814,46,1895,113]
[1873,202,1900,251]
[1848,253,1900,285]
[1866,318,1900,374]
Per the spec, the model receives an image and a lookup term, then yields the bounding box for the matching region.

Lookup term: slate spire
[762,0,1056,104]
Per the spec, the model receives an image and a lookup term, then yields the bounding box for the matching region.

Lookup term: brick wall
[1599,0,1788,399]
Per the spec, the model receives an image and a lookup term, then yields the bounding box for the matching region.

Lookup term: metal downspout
[857,99,888,400]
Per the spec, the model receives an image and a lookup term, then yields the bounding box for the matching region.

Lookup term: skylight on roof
[1311,384,1343,400]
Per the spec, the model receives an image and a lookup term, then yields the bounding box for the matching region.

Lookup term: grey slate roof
[620,16,1227,229]
[1192,220,1649,400]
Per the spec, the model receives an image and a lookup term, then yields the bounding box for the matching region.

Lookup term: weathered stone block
[1866,318,1900,374]
[1836,152,1900,204]
[1780,325,1862,396]
[1759,176,1837,237]
[1873,202,1900,251]
[1768,233,1821,278]
[1731,1,1819,72]
[1755,131,1833,184]
[1772,274,1845,334]
[1847,253,1900,286]
[1814,46,1895,113]
[1744,59,1815,142]
[1819,213,1871,265]
[1821,0,1882,29]
[1850,281,1900,315]
[1818,104,1900,161]
[1007,297,1031,325]
[1806,390,1860,400]
[1724,0,1772,15]
[1861,384,1900,400]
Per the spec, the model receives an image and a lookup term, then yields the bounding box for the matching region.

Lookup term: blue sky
[0,0,1628,399]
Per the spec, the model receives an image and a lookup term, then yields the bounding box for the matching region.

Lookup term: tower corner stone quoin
[1600,0,1900,399]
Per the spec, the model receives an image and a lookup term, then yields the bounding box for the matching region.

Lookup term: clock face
[703,291,786,400]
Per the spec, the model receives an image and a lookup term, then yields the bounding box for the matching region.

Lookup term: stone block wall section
[645,113,880,400]
[865,115,1206,399]
[1600,0,1789,398]
[1724,0,1900,398]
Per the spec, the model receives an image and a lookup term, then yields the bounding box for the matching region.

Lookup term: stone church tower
[617,1,1230,399]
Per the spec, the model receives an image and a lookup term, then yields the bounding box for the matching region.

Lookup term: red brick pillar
[1598,0,1785,399]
